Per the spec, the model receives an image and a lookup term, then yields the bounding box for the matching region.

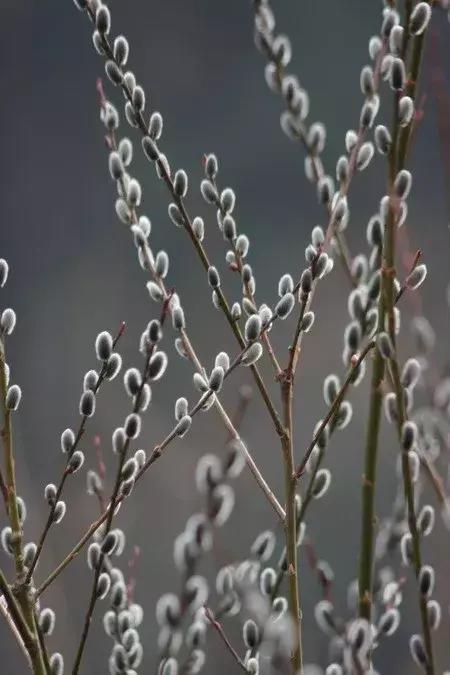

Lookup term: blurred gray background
[1,0,450,672]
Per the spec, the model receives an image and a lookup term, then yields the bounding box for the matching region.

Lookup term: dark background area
[0,1,450,672]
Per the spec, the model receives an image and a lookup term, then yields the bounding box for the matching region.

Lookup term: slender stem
[281,380,302,673]
[0,594,32,670]
[396,1,427,172]
[287,295,309,377]
[71,302,168,675]
[34,609,52,675]
[383,207,435,672]
[180,331,285,522]
[358,346,384,619]
[0,569,35,668]
[0,343,46,675]
[390,350,435,674]
[25,324,125,584]
[204,606,247,672]
[0,467,8,513]
[357,0,427,623]
[0,343,24,578]
[294,342,375,481]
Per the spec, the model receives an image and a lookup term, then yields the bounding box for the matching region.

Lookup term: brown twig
[204,606,247,672]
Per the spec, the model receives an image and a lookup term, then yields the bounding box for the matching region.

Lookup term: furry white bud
[5,384,21,411]
[410,3,431,36]
[356,142,374,170]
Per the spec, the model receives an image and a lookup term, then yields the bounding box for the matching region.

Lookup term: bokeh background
[1,0,450,672]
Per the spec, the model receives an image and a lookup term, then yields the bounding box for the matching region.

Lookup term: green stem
[358,346,384,619]
[281,380,302,673]
[0,345,46,674]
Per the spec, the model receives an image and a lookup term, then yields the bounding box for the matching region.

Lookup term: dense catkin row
[0,1,449,674]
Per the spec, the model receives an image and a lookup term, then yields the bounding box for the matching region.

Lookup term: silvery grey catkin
[0,2,447,674]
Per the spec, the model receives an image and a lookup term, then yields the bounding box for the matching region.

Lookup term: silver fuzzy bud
[409,634,428,668]
[312,469,331,498]
[172,306,185,331]
[105,353,122,381]
[108,151,124,180]
[389,24,404,56]
[317,175,335,205]
[95,5,110,34]
[192,216,204,241]
[95,330,113,361]
[390,57,405,91]
[142,135,159,161]
[1,308,16,335]
[113,35,129,66]
[147,281,164,302]
[374,125,392,155]
[377,607,400,636]
[68,450,84,474]
[377,332,394,359]
[149,111,163,140]
[175,415,192,438]
[125,100,138,127]
[356,142,374,170]
[231,302,241,321]
[149,351,168,380]
[406,264,427,290]
[275,293,295,319]
[105,60,123,86]
[278,273,294,296]
[300,311,315,333]
[209,366,224,393]
[427,600,441,631]
[410,3,432,36]
[394,169,412,199]
[5,384,21,411]
[242,342,263,366]
[124,413,141,439]
[96,572,111,599]
[245,315,262,342]
[345,129,358,154]
[207,266,220,289]
[222,214,236,241]
[118,137,133,166]
[399,96,414,127]
[132,85,145,112]
[39,608,56,636]
[200,180,217,204]
[205,153,218,180]
[168,203,184,227]
[0,259,9,287]
[236,234,249,257]
[221,188,236,213]
[418,565,435,598]
[360,65,374,96]
[155,251,169,278]
[53,501,66,524]
[175,397,188,421]
[174,170,188,198]
[80,390,95,417]
[418,505,435,537]
[369,35,382,61]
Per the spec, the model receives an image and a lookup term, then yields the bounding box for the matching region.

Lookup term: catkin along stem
[83,2,286,442]
[358,11,435,673]
[0,345,46,673]
[25,324,124,584]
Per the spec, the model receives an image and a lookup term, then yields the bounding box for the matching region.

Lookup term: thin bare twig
[204,606,247,672]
